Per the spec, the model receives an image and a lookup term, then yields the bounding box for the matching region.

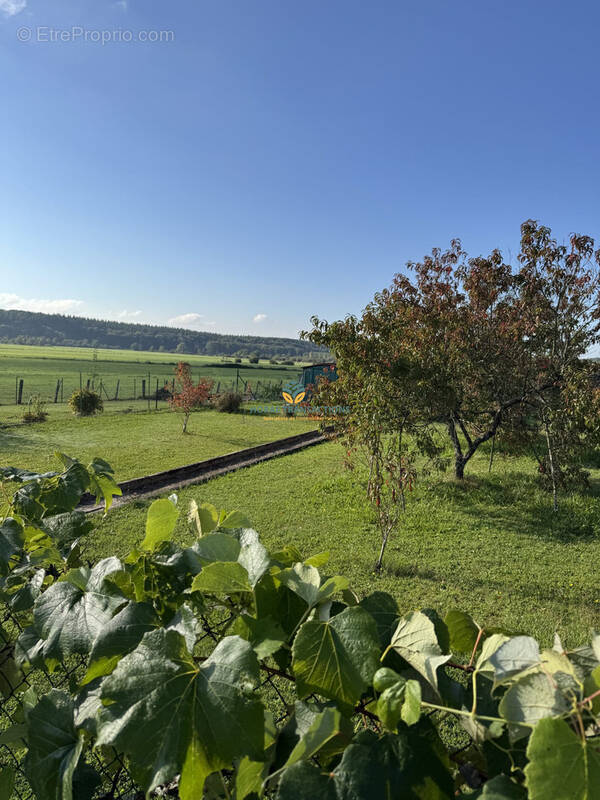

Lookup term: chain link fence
[3,376,287,409]
[0,603,294,800]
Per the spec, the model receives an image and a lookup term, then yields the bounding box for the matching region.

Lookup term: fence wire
[0,604,294,800]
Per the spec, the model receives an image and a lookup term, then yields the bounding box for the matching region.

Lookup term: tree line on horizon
[0,309,329,361]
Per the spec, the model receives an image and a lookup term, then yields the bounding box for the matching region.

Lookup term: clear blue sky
[1,0,599,338]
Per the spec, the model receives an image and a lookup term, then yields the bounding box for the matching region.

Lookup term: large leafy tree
[304,220,600,482]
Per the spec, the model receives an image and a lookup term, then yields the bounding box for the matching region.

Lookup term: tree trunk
[454,457,465,480]
[182,413,189,434]
[374,527,391,573]
[488,434,496,473]
[543,417,558,512]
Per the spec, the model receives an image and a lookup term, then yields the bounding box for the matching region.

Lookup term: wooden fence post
[114,380,120,401]
[17,379,24,405]
[54,380,60,403]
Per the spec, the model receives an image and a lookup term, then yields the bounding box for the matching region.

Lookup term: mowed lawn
[0,407,317,480]
[87,442,600,648]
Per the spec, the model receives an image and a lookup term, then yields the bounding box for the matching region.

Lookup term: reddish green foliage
[169,361,213,433]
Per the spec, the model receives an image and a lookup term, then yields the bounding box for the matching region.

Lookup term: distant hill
[0,309,328,361]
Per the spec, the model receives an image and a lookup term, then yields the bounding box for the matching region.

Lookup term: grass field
[0,406,316,480]
[83,441,600,648]
[0,343,303,406]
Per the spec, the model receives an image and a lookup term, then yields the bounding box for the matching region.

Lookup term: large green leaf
[23,690,84,800]
[489,636,541,685]
[373,668,422,730]
[142,498,179,551]
[86,457,121,510]
[388,611,451,693]
[444,609,480,654]
[232,613,287,659]
[13,460,90,519]
[276,762,336,800]
[281,728,453,800]
[498,671,570,740]
[238,536,271,587]
[82,600,158,684]
[25,557,126,660]
[0,518,24,574]
[192,561,253,594]
[279,563,322,606]
[281,706,345,773]
[472,775,527,798]
[96,631,264,798]
[359,591,399,647]
[525,717,600,799]
[292,606,380,709]
[0,767,15,798]
[189,533,241,564]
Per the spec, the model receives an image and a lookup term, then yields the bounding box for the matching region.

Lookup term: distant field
[0,343,303,406]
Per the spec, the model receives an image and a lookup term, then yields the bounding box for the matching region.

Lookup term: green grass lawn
[0,342,303,406]
[0,407,316,480]
[86,441,600,648]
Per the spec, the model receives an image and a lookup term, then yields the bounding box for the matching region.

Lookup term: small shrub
[23,395,48,423]
[68,388,103,416]
[249,356,259,364]
[234,358,242,363]
[215,391,243,413]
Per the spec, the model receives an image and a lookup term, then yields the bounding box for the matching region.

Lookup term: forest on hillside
[0,309,328,360]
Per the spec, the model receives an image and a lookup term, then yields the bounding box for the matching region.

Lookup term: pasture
[1,345,599,653]
[0,343,303,407]
[84,440,600,648]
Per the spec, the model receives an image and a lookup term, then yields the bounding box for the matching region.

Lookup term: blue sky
[1,0,599,339]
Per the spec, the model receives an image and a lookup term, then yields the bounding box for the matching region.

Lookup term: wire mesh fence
[2,376,287,408]
[0,603,294,800]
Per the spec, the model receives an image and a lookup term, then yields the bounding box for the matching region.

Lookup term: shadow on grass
[0,429,40,458]
[419,471,600,542]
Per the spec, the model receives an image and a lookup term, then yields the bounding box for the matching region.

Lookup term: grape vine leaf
[335,728,453,799]
[445,608,480,653]
[280,706,345,773]
[388,611,451,693]
[489,636,541,686]
[82,600,158,684]
[276,761,336,800]
[26,557,126,660]
[359,591,399,647]
[471,774,527,798]
[142,498,179,551]
[292,606,380,709]
[0,518,24,573]
[96,631,264,799]
[192,561,253,594]
[23,689,96,800]
[525,717,600,799]
[0,767,15,798]
[498,672,570,741]
[232,613,287,659]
